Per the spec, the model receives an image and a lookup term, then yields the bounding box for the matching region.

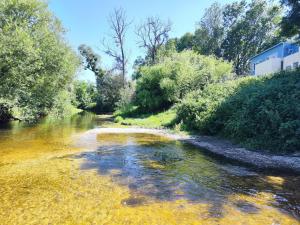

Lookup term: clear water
[0,112,299,224]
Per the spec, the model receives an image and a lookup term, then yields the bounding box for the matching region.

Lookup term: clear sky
[48,0,235,82]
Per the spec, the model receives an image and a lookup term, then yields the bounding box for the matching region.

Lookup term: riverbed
[0,112,299,224]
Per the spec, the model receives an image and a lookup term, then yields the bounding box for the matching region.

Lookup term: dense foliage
[281,0,300,42]
[94,73,124,112]
[135,51,233,111]
[176,70,300,153]
[74,81,97,110]
[0,0,79,121]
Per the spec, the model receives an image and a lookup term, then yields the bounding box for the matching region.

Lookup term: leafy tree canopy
[281,0,300,41]
[0,0,79,121]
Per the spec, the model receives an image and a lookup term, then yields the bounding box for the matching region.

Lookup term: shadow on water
[73,133,300,220]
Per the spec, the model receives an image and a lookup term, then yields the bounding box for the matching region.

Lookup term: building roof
[249,42,285,61]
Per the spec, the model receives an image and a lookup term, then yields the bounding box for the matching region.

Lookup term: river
[0,112,299,224]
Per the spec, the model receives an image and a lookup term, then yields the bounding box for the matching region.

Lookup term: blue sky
[48,0,235,82]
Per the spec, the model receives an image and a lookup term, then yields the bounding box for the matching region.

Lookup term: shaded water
[0,113,299,224]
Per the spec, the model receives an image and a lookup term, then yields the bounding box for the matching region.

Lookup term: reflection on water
[78,133,300,219]
[0,113,299,224]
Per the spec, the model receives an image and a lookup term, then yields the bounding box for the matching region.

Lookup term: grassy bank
[114,109,176,129]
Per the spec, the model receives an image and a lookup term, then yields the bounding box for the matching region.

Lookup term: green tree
[173,0,282,75]
[132,56,147,80]
[281,0,300,41]
[194,2,224,56]
[176,33,194,52]
[177,69,300,153]
[95,72,124,112]
[0,0,79,121]
[78,44,123,112]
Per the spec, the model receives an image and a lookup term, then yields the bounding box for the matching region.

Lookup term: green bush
[176,79,243,132]
[176,69,300,153]
[114,116,124,123]
[135,50,233,111]
[74,81,97,110]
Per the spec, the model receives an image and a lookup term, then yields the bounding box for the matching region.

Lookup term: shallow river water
[0,113,299,224]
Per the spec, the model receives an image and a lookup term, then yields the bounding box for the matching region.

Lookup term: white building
[250,42,300,76]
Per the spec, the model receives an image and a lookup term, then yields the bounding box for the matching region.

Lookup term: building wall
[283,51,300,70]
[255,57,282,76]
[250,43,284,75]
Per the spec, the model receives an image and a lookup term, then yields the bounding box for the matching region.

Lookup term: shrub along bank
[176,69,300,153]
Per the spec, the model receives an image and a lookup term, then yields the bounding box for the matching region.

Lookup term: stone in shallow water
[234,200,260,214]
[121,196,147,207]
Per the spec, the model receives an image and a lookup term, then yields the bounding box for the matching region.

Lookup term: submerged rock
[121,196,147,206]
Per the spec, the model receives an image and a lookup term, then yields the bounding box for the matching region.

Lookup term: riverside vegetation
[0,0,300,224]
[0,0,299,153]
[112,0,300,154]
[115,57,300,154]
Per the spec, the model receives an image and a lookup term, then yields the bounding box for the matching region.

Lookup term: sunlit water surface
[0,112,299,224]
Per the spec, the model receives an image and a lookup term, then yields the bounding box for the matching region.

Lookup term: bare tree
[136,17,171,64]
[103,8,130,86]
